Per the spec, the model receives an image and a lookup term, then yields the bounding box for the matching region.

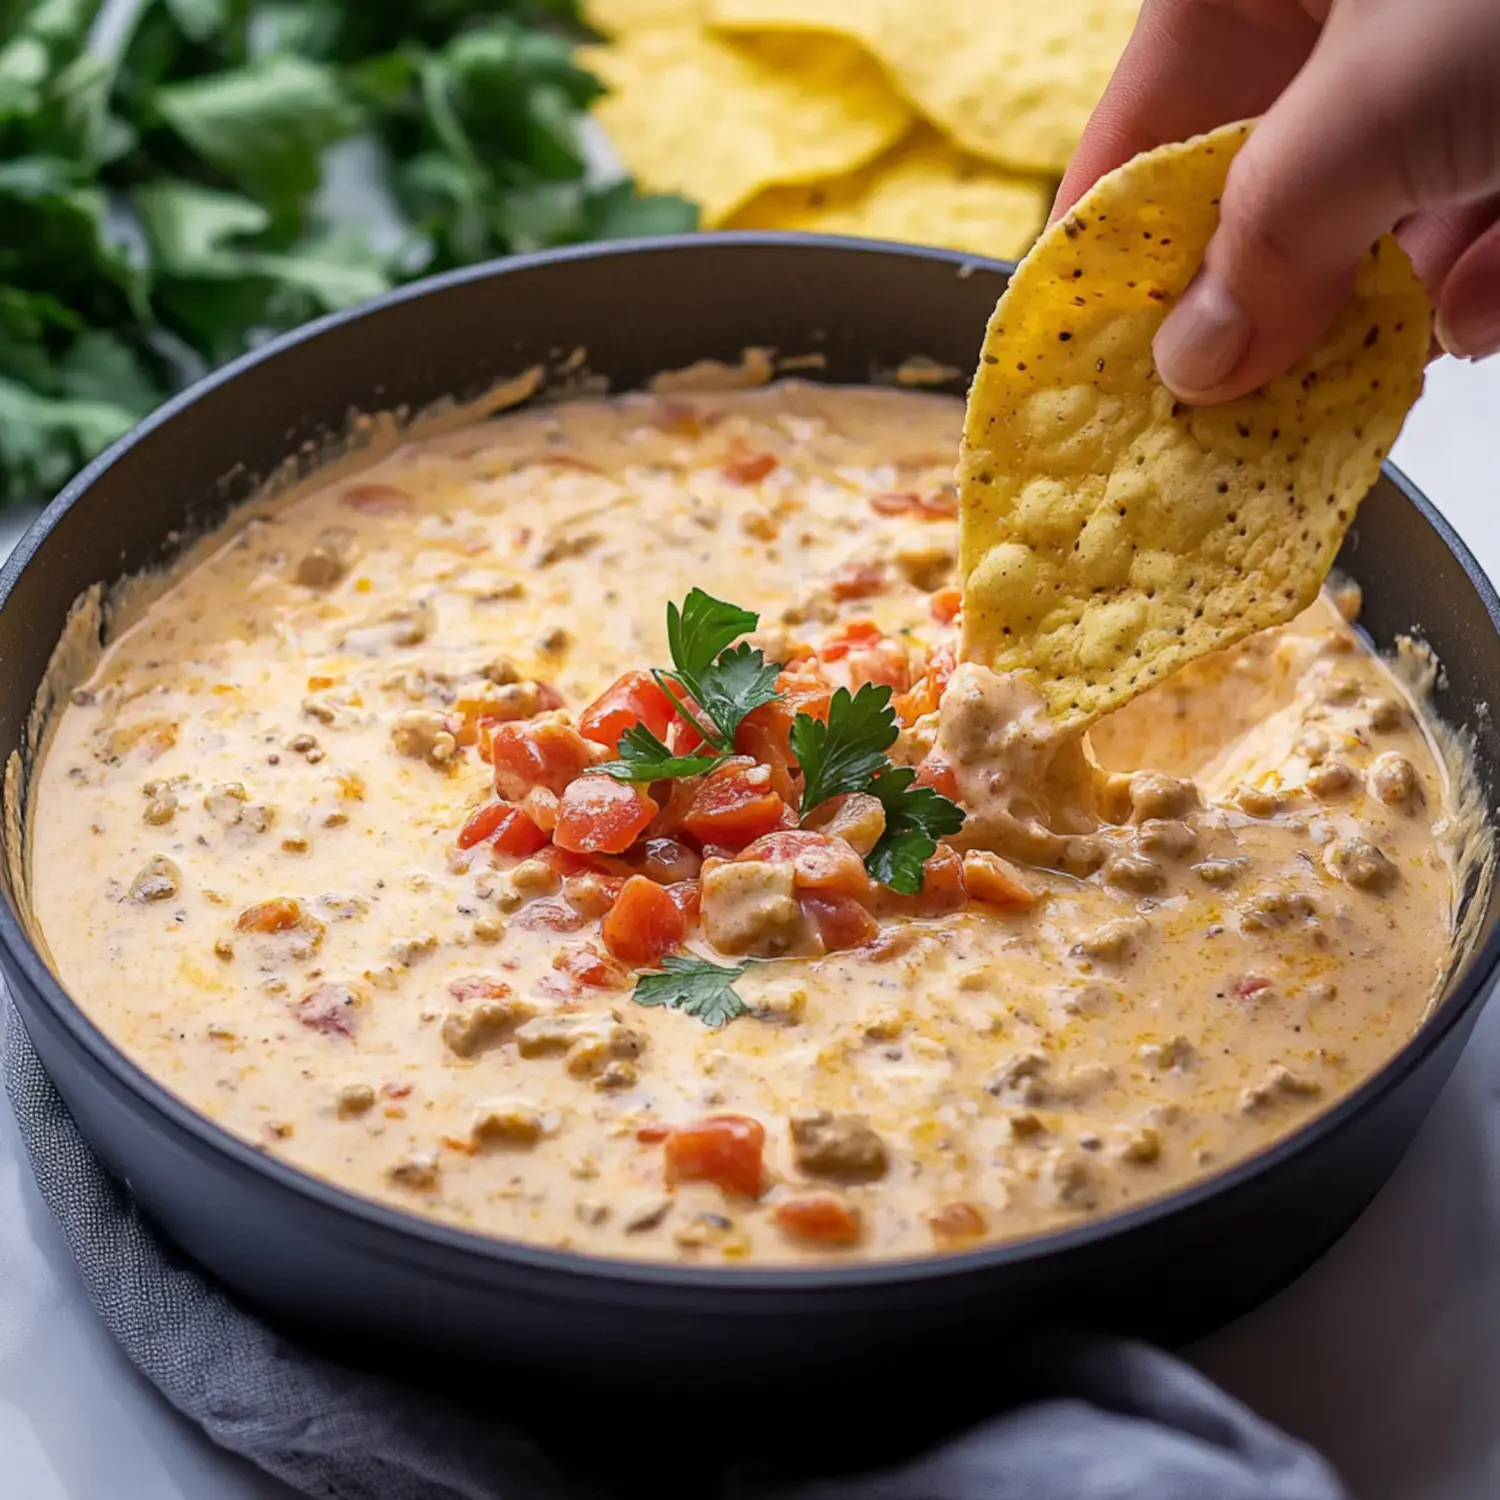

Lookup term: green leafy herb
[633,953,749,1028]
[790,683,900,815]
[865,766,968,895]
[693,640,782,744]
[597,723,720,783]
[666,588,759,683]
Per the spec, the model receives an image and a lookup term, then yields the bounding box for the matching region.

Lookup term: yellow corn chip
[583,27,909,227]
[710,0,1140,176]
[724,130,1050,261]
[959,121,1430,727]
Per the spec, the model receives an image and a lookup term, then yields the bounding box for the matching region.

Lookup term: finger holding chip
[959,121,1431,728]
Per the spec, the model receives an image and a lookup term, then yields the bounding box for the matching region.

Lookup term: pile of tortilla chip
[581,0,1143,261]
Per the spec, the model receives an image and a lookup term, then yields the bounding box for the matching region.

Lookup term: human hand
[1054,0,1500,403]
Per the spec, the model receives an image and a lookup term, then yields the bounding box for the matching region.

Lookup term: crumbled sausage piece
[1193,857,1245,887]
[862,1006,904,1041]
[1232,783,1282,818]
[472,915,504,943]
[344,605,430,653]
[1305,761,1358,799]
[1135,820,1196,858]
[594,1060,639,1091]
[1128,772,1198,821]
[802,792,886,856]
[536,530,601,567]
[294,525,359,588]
[515,1012,643,1076]
[1052,1062,1116,1103]
[213,938,234,961]
[1318,676,1362,707]
[142,789,178,825]
[789,1110,889,1181]
[1366,696,1405,731]
[1293,726,1331,763]
[749,986,807,1026]
[390,709,458,767]
[389,932,438,966]
[441,995,538,1058]
[1239,884,1318,931]
[984,1050,1050,1105]
[470,1101,545,1149]
[891,533,955,591]
[129,855,181,903]
[204,783,246,821]
[1369,751,1420,808]
[1039,1153,1097,1210]
[494,859,560,912]
[337,1083,375,1117]
[1323,837,1397,891]
[1072,915,1148,963]
[701,859,806,957]
[387,1153,440,1191]
[295,982,365,1037]
[1240,1064,1323,1114]
[1111,1125,1161,1164]
[1102,852,1165,894]
[575,1199,609,1227]
[317,892,370,921]
[1139,1036,1196,1072]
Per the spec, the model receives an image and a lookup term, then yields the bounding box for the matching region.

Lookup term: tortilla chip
[724,129,1050,260]
[710,0,1140,175]
[959,121,1430,727]
[583,27,909,227]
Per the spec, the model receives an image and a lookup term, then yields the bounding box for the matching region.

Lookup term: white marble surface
[3,356,1500,1500]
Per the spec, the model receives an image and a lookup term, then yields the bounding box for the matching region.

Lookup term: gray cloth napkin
[3,996,1350,1500]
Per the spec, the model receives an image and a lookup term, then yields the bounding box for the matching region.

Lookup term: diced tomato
[916,485,958,519]
[636,836,701,884]
[830,560,887,601]
[602,875,687,964]
[870,490,920,516]
[447,976,512,1001]
[555,776,658,854]
[737,830,870,897]
[774,1194,862,1247]
[929,1201,988,1247]
[914,755,960,800]
[962,851,1036,909]
[512,900,588,932]
[929,586,963,624]
[846,640,910,692]
[491,720,597,799]
[878,844,967,917]
[456,801,509,850]
[894,645,956,726]
[817,619,882,663]
[734,664,833,804]
[664,1115,765,1197]
[681,760,787,849]
[722,450,777,485]
[801,892,879,952]
[578,670,676,750]
[665,879,701,921]
[340,483,409,515]
[563,870,627,918]
[522,786,560,833]
[636,1121,672,1143]
[553,943,629,991]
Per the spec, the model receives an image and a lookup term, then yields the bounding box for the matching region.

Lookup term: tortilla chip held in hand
[959,120,1431,728]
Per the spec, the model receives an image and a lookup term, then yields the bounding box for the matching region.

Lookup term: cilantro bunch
[0,0,695,510]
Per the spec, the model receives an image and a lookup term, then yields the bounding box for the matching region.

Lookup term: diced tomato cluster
[453,623,974,968]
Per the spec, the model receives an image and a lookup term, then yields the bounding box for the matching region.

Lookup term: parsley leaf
[596,723,721,783]
[790,683,900,815]
[694,640,782,743]
[667,588,760,683]
[865,766,967,894]
[633,953,749,1028]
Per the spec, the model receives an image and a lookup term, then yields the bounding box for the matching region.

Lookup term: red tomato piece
[578,670,676,750]
[914,755,960,800]
[910,844,968,915]
[521,786,560,833]
[869,490,920,516]
[774,1194,862,1247]
[602,875,688,964]
[456,801,509,850]
[538,844,633,880]
[737,830,870,897]
[817,619,882,662]
[553,943,629,991]
[340,483,409,515]
[493,805,550,858]
[722,450,777,485]
[512,900,588,932]
[916,485,958,519]
[846,640,910,692]
[665,879,701,922]
[491,721,597,799]
[563,871,627,918]
[555,776,658,854]
[664,1115,766,1197]
[830,560,886,601]
[682,761,787,849]
[801,892,879,952]
[929,586,962,624]
[447,976,512,1001]
[636,1122,672,1143]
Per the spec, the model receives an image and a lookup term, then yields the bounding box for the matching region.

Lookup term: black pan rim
[3,231,1499,1298]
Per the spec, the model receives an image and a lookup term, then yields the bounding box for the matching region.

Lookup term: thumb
[1153,2,1480,402]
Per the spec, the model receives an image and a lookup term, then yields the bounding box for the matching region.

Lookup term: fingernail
[1435,306,1500,361]
[1153,273,1253,397]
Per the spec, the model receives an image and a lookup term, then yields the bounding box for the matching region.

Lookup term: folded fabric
[3,997,1350,1500]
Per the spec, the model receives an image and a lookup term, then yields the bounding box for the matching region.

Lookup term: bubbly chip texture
[725,128,1049,260]
[959,121,1430,726]
[583,26,908,226]
[711,0,1140,175]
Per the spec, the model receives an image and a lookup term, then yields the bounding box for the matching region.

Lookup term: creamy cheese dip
[28,382,1464,1263]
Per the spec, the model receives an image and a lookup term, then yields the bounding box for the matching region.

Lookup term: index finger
[1051,0,1322,222]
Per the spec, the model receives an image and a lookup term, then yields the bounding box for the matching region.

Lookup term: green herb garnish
[865,766,968,895]
[596,723,721,783]
[659,588,782,748]
[633,953,749,1028]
